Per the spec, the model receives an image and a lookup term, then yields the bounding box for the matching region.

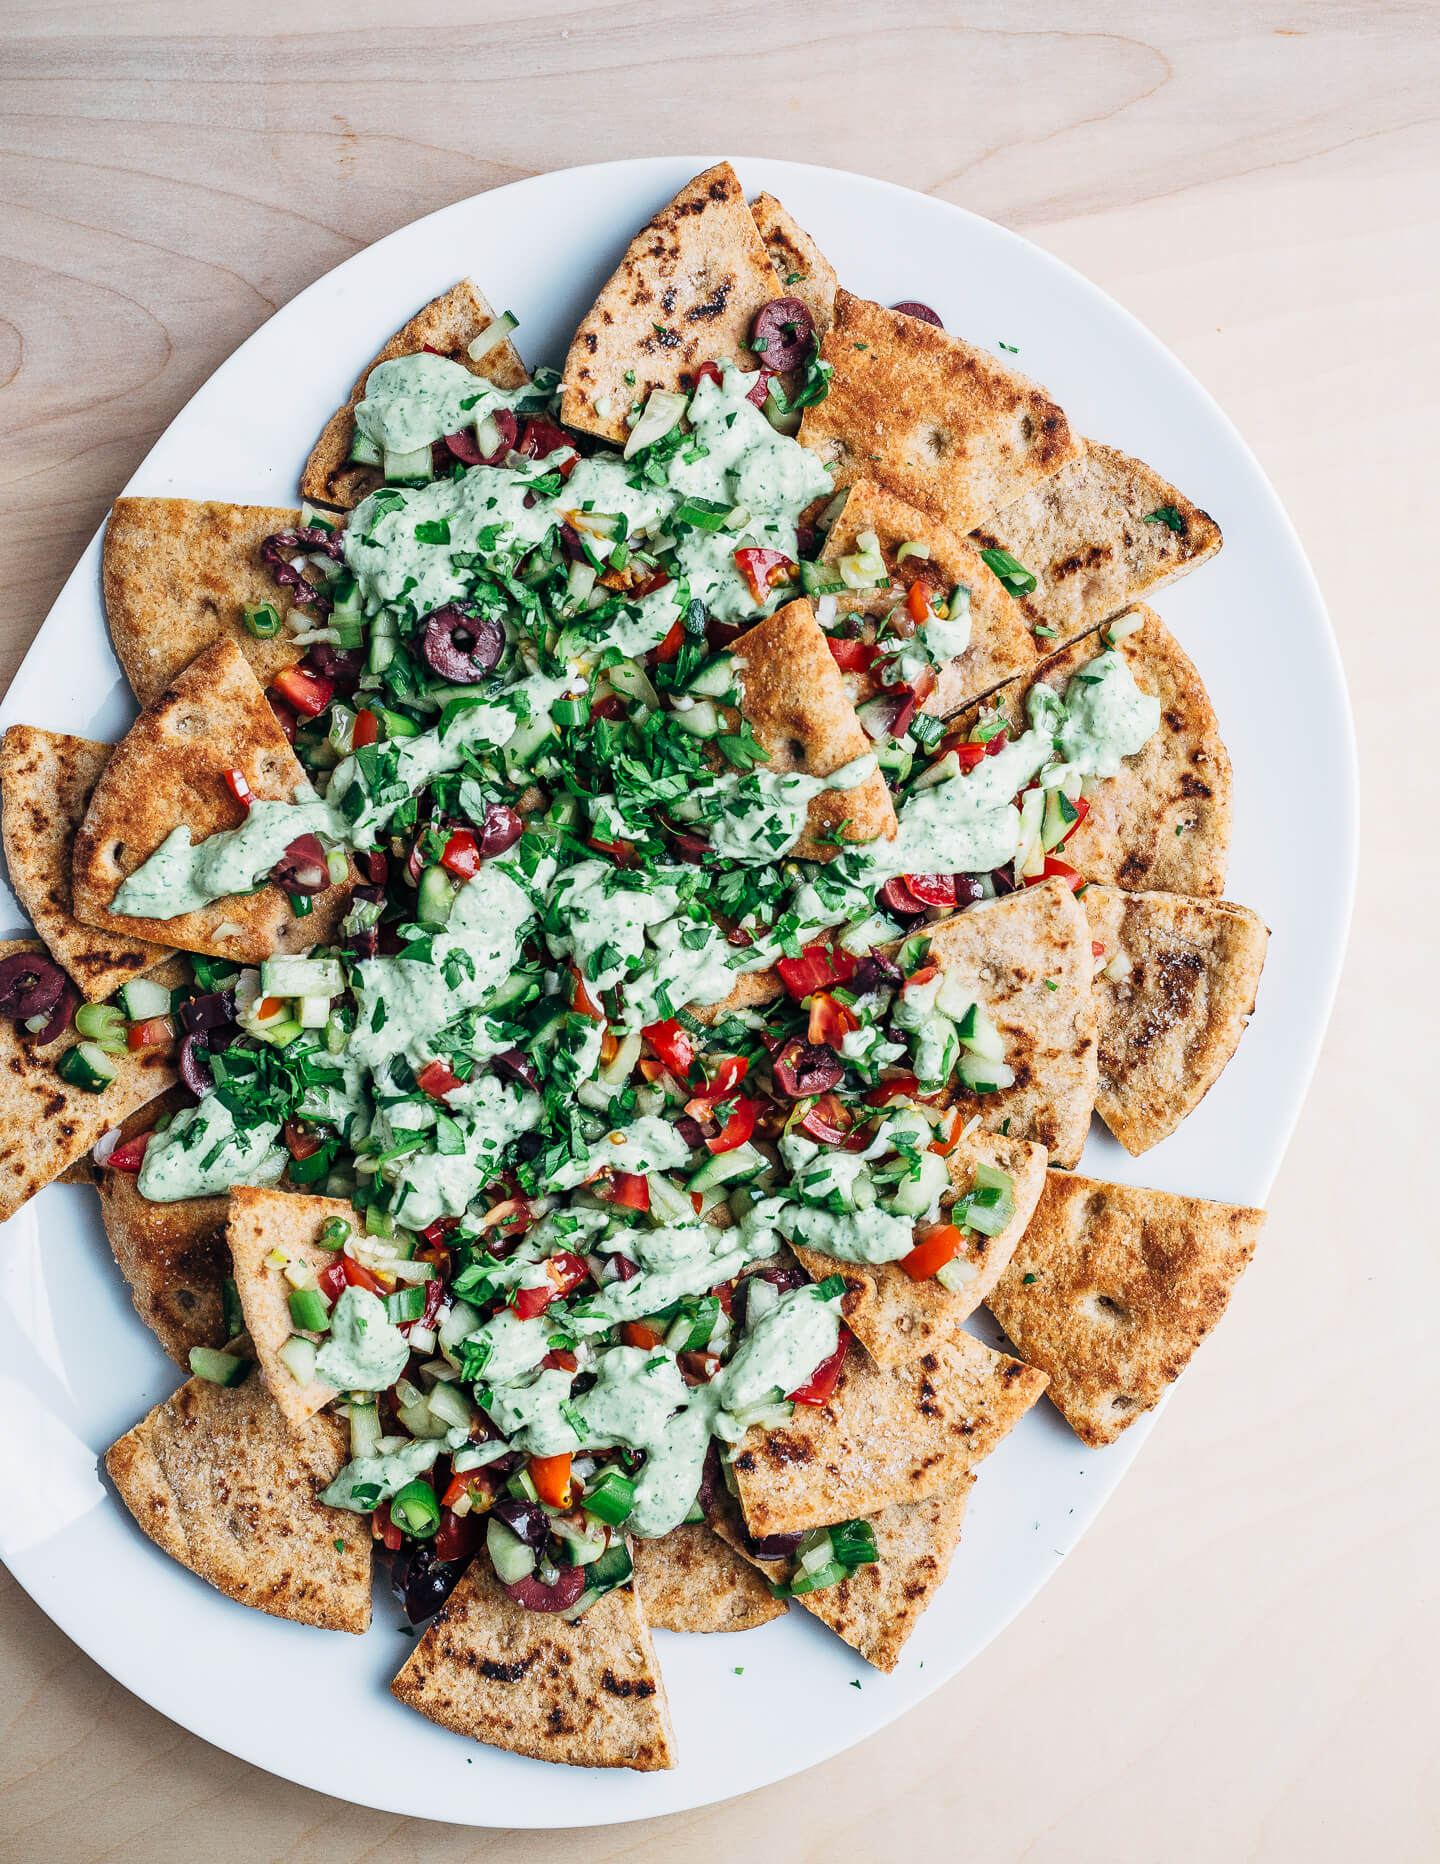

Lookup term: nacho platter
[0,158,1354,1824]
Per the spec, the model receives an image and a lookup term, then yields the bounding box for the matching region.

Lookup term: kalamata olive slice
[260,528,340,613]
[878,875,927,918]
[355,850,388,886]
[503,1563,588,1614]
[954,874,988,907]
[745,1260,810,1296]
[745,1528,805,1560]
[491,1048,540,1092]
[892,300,944,328]
[860,687,918,742]
[0,951,67,1020]
[795,523,819,561]
[268,693,298,744]
[391,1544,468,1624]
[706,614,747,650]
[990,866,1018,896]
[852,952,902,993]
[696,1441,725,1518]
[674,1114,706,1149]
[305,643,364,694]
[178,1032,213,1096]
[490,1496,549,1549]
[517,417,573,463]
[270,833,329,896]
[441,429,483,465]
[420,605,505,684]
[771,1038,844,1098]
[751,297,815,372]
[35,983,78,1046]
[179,990,235,1035]
[557,522,589,564]
[478,803,523,858]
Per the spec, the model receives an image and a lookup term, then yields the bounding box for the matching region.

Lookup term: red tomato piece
[223,768,255,810]
[317,1260,347,1303]
[439,829,482,880]
[604,1171,651,1212]
[733,546,797,605]
[776,943,857,1001]
[641,1019,695,1077]
[528,1452,573,1508]
[905,579,933,625]
[106,1131,153,1173]
[271,665,334,718]
[864,1074,921,1108]
[126,1015,174,1051]
[901,873,957,907]
[788,1328,850,1405]
[901,1223,963,1282]
[511,1251,590,1320]
[808,992,858,1048]
[705,1096,759,1154]
[283,1119,323,1161]
[797,1091,852,1144]
[372,1503,403,1552]
[517,418,577,476]
[621,1321,664,1349]
[825,635,879,674]
[433,1506,484,1564]
[569,967,605,1022]
[690,1054,748,1103]
[352,708,379,749]
[342,1255,388,1296]
[416,1059,463,1100]
[653,618,686,664]
[1025,857,1084,892]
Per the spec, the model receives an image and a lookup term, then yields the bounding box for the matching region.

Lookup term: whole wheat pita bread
[710,1476,973,1672]
[749,192,838,343]
[561,163,780,445]
[0,941,180,1222]
[1,725,172,1000]
[731,1323,1046,1539]
[70,636,354,962]
[301,279,529,510]
[970,442,1222,650]
[392,1561,675,1771]
[1086,887,1269,1154]
[102,498,308,707]
[630,1522,788,1634]
[789,1132,1049,1367]
[987,1170,1264,1446]
[728,597,897,859]
[226,1184,356,1426]
[105,1369,371,1631]
[800,291,1079,535]
[965,607,1233,897]
[817,478,1039,713]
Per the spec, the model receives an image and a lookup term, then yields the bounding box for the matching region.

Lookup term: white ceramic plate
[0,157,1354,1825]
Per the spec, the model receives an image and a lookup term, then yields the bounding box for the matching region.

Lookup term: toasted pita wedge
[970,442,1222,649]
[301,280,528,509]
[561,162,779,444]
[731,1324,1046,1539]
[631,1523,787,1634]
[96,1090,230,1365]
[711,1476,973,1672]
[800,291,1079,535]
[1086,888,1269,1154]
[105,1369,371,1630]
[988,1171,1264,1446]
[789,1133,1048,1367]
[727,597,896,859]
[749,191,838,341]
[0,725,172,999]
[102,498,308,707]
[226,1185,356,1425]
[0,940,180,1223]
[818,478,1039,712]
[70,637,353,962]
[392,1561,675,1771]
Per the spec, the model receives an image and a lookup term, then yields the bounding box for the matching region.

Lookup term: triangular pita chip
[987,1170,1264,1446]
[800,290,1079,534]
[70,636,354,962]
[711,1476,973,1672]
[1086,887,1269,1155]
[1,724,172,998]
[105,1368,372,1631]
[0,940,179,1222]
[749,191,839,342]
[301,279,528,510]
[392,1560,676,1771]
[227,1185,356,1425]
[789,1132,1049,1367]
[970,442,1223,649]
[561,162,779,444]
[103,498,308,707]
[630,1522,787,1634]
[817,476,1039,712]
[726,597,896,860]
[730,1323,1046,1539]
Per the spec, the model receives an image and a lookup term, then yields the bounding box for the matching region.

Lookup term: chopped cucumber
[383,444,433,483]
[956,1050,1016,1095]
[955,1000,1005,1062]
[686,1140,766,1194]
[348,1401,382,1461]
[276,1335,317,1386]
[884,1148,950,1218]
[260,955,345,999]
[348,432,382,467]
[416,865,457,926]
[57,1042,119,1094]
[486,1515,537,1585]
[961,1163,1016,1236]
[935,1254,979,1293]
[669,698,721,738]
[425,1381,477,1433]
[189,1346,249,1387]
[466,309,518,361]
[118,978,174,1021]
[800,558,846,598]
[1042,786,1080,852]
[686,654,737,699]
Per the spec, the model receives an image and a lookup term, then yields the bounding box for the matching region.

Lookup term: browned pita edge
[392,1559,676,1771]
[917,880,1098,1167]
[731,1324,1046,1539]
[970,441,1223,650]
[301,280,528,510]
[987,1171,1264,1447]
[963,607,1233,897]
[102,498,308,708]
[818,477,1039,715]
[727,596,896,861]
[1085,887,1269,1155]
[790,1133,1049,1368]
[800,291,1080,536]
[105,1368,372,1631]
[710,1476,973,1672]
[70,636,354,962]
[749,191,839,344]
[561,162,780,445]
[630,1522,788,1633]
[0,939,179,1224]
[227,1184,356,1426]
[1,725,173,1000]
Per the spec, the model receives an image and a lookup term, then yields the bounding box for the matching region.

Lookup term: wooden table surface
[3,3,1437,1858]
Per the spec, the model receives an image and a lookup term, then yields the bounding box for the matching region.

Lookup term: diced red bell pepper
[341,1254,388,1297]
[528,1452,573,1508]
[1060,796,1090,842]
[641,1018,695,1077]
[584,834,636,867]
[733,546,797,606]
[776,942,857,1001]
[317,1259,348,1303]
[271,665,334,719]
[826,636,879,673]
[352,707,380,749]
[604,1171,651,1212]
[283,1119,323,1161]
[807,992,858,1048]
[510,1251,589,1320]
[788,1327,849,1405]
[1025,856,1084,892]
[569,967,605,1022]
[106,1131,153,1173]
[439,829,482,880]
[541,1346,579,1372]
[417,1058,463,1100]
[705,1095,759,1154]
[224,768,254,810]
[621,1320,664,1349]
[479,1195,532,1239]
[901,873,957,907]
[906,579,934,626]
[126,1015,174,1051]
[901,1223,963,1282]
[689,1053,748,1103]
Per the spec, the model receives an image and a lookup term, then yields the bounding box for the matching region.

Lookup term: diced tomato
[691,361,724,389]
[224,768,254,810]
[1092,941,1106,960]
[604,1171,651,1212]
[679,1349,722,1384]
[420,1217,457,1250]
[441,1470,490,1512]
[1060,796,1090,842]
[690,1053,748,1103]
[653,618,686,664]
[258,996,286,1021]
[126,1015,174,1051]
[631,570,672,599]
[797,1091,852,1144]
[642,1018,695,1077]
[433,1507,484,1563]
[589,693,629,723]
[709,1281,735,1316]
[928,1108,964,1157]
[902,964,940,992]
[510,1251,589,1320]
[906,579,934,626]
[106,1131,153,1173]
[1025,856,1084,892]
[569,967,605,1022]
[283,1119,323,1161]
[271,665,334,719]
[943,728,1008,771]
[902,873,957,907]
[985,729,1009,757]
[826,635,879,673]
[733,546,797,605]
[372,1502,402,1552]
[951,741,987,772]
[529,1452,573,1508]
[776,942,857,1002]
[621,1321,664,1350]
[745,369,776,410]
[901,1223,964,1282]
[478,1196,532,1238]
[517,418,577,476]
[808,992,857,1048]
[440,828,482,880]
[788,1328,850,1405]
[584,834,636,867]
[865,1074,921,1108]
[599,1029,620,1068]
[352,708,379,749]
[417,1058,463,1100]
[341,1254,388,1297]
[541,1346,579,1373]
[705,1095,758,1154]
[317,1259,347,1303]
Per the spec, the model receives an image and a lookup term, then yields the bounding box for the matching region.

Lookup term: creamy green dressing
[314,1286,411,1391]
[717,1283,842,1417]
[136,1098,286,1202]
[680,753,877,866]
[109,795,333,921]
[320,1435,443,1512]
[1053,648,1162,778]
[353,353,533,457]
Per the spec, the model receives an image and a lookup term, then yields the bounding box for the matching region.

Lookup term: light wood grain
[2,3,1438,1859]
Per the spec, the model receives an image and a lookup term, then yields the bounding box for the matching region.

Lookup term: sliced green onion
[75,1003,128,1055]
[386,1286,426,1324]
[288,1287,331,1333]
[895,540,931,563]
[979,547,1037,597]
[466,309,518,362]
[286,892,314,919]
[674,495,733,532]
[582,1466,636,1527]
[389,1479,441,1538]
[242,601,283,640]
